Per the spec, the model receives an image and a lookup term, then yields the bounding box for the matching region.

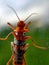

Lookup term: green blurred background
[0,26,49,65]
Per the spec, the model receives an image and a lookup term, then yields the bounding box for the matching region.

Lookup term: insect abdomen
[13,49,25,65]
[12,41,25,65]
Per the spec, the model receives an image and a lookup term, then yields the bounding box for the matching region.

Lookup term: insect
[0,5,47,65]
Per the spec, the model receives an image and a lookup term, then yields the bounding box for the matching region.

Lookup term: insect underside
[0,5,47,65]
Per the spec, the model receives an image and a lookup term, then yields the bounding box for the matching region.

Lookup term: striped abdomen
[12,43,26,65]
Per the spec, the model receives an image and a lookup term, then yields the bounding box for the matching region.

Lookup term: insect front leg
[0,32,12,40]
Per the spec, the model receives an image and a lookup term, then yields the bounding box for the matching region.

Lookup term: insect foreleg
[0,32,12,40]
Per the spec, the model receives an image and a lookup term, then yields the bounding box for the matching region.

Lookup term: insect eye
[23,32,25,36]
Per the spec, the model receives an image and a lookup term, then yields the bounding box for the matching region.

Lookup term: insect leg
[25,44,29,51]
[24,36,47,50]
[6,55,13,65]
[32,40,47,50]
[0,32,12,40]
[23,58,26,65]
[7,22,15,30]
[23,44,29,65]
[32,38,47,50]
[25,22,31,29]
[24,36,32,40]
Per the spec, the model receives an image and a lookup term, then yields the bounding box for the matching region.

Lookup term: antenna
[24,13,39,21]
[7,4,20,21]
